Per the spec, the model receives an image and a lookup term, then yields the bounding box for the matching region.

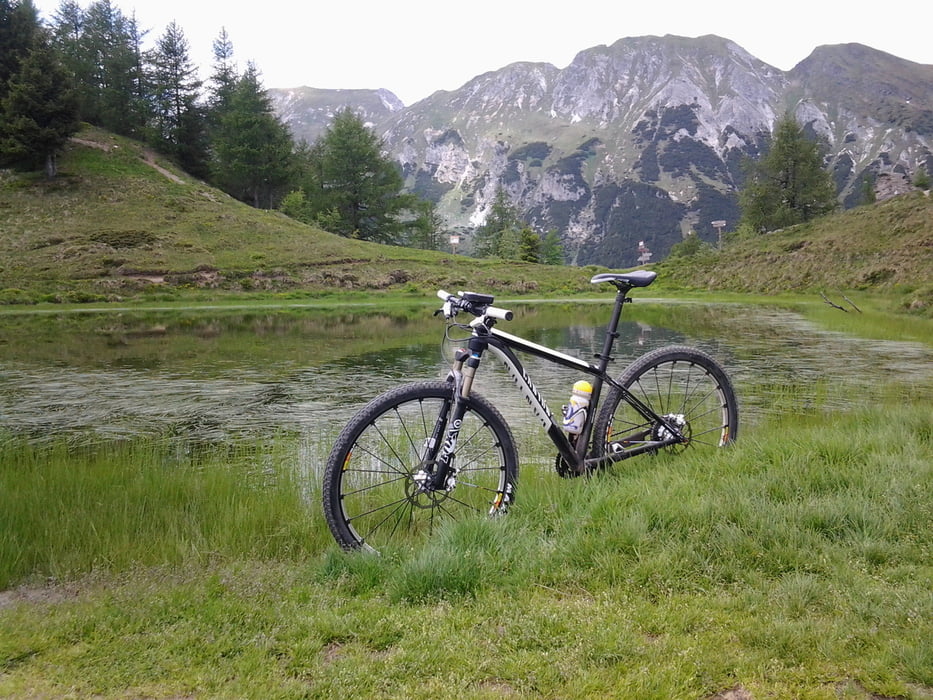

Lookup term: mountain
[270,87,404,144]
[268,35,933,268]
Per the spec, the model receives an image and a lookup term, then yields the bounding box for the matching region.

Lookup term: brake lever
[434,300,458,319]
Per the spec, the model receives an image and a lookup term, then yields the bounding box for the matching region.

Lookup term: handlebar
[437,290,514,322]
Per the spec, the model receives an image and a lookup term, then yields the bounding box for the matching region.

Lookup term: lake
[1,298,930,450]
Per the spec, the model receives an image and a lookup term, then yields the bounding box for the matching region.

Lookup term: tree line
[0,0,567,259]
[0,0,446,249]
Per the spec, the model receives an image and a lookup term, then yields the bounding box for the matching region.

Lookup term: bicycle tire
[592,345,738,460]
[322,380,518,553]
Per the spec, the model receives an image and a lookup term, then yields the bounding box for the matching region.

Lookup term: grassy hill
[1,125,931,310]
[657,191,933,312]
[0,127,592,304]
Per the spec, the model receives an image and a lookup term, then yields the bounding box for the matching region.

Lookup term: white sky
[32,0,933,106]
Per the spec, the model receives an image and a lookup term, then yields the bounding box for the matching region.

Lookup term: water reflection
[0,301,930,446]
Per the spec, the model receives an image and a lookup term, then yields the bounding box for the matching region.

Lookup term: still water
[0,299,930,446]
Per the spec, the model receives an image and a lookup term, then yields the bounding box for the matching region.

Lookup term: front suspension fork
[416,346,478,492]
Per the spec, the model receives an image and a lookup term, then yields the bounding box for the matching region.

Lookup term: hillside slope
[658,190,933,308]
[0,128,590,302]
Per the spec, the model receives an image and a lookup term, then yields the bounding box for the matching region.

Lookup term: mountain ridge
[268,35,933,268]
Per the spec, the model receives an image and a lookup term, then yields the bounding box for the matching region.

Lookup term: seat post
[571,284,630,464]
[594,285,630,374]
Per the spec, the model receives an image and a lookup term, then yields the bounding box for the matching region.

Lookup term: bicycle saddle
[590,271,657,288]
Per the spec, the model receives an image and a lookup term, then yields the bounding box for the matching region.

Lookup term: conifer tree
[403,199,443,250]
[0,0,40,101]
[739,113,837,231]
[208,27,237,110]
[204,27,237,158]
[211,62,294,208]
[149,20,207,176]
[540,229,565,265]
[65,0,144,136]
[48,0,83,89]
[0,36,79,176]
[518,226,541,263]
[473,189,521,258]
[301,108,406,242]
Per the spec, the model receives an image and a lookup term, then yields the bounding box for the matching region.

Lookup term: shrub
[0,288,34,305]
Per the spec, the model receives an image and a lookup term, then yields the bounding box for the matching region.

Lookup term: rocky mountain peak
[271,35,933,268]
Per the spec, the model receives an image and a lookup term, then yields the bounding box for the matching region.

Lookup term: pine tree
[48,0,83,90]
[402,199,444,250]
[540,229,565,265]
[518,226,541,263]
[208,27,237,110]
[48,0,91,123]
[204,27,237,161]
[739,113,837,231]
[0,37,79,176]
[473,189,521,258]
[48,0,150,137]
[211,63,294,208]
[148,20,207,175]
[302,108,406,242]
[64,0,145,136]
[0,0,40,101]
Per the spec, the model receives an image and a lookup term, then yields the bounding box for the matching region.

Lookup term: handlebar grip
[437,289,454,301]
[486,306,514,321]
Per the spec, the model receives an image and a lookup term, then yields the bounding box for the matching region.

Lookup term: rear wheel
[322,381,518,553]
[593,345,738,460]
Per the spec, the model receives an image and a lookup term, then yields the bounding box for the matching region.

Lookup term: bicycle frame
[423,284,688,488]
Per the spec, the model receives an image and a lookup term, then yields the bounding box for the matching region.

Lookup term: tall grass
[0,434,331,589]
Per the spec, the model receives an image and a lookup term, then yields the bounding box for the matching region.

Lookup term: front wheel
[322,381,519,553]
[592,345,738,460]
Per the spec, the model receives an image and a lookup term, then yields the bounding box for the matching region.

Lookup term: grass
[1,125,931,694]
[792,294,933,344]
[3,126,932,318]
[1,389,931,698]
[0,435,330,589]
[657,190,933,307]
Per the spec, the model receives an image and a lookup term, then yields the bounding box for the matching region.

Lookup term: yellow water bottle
[562,380,592,434]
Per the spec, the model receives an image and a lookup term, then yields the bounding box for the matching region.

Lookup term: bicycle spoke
[354,497,413,544]
[339,473,409,499]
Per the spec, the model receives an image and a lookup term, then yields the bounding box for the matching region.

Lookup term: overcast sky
[31,0,933,106]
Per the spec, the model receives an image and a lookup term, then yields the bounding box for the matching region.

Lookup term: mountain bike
[322,270,738,552]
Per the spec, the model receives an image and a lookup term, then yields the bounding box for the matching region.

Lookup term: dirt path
[141,149,185,184]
